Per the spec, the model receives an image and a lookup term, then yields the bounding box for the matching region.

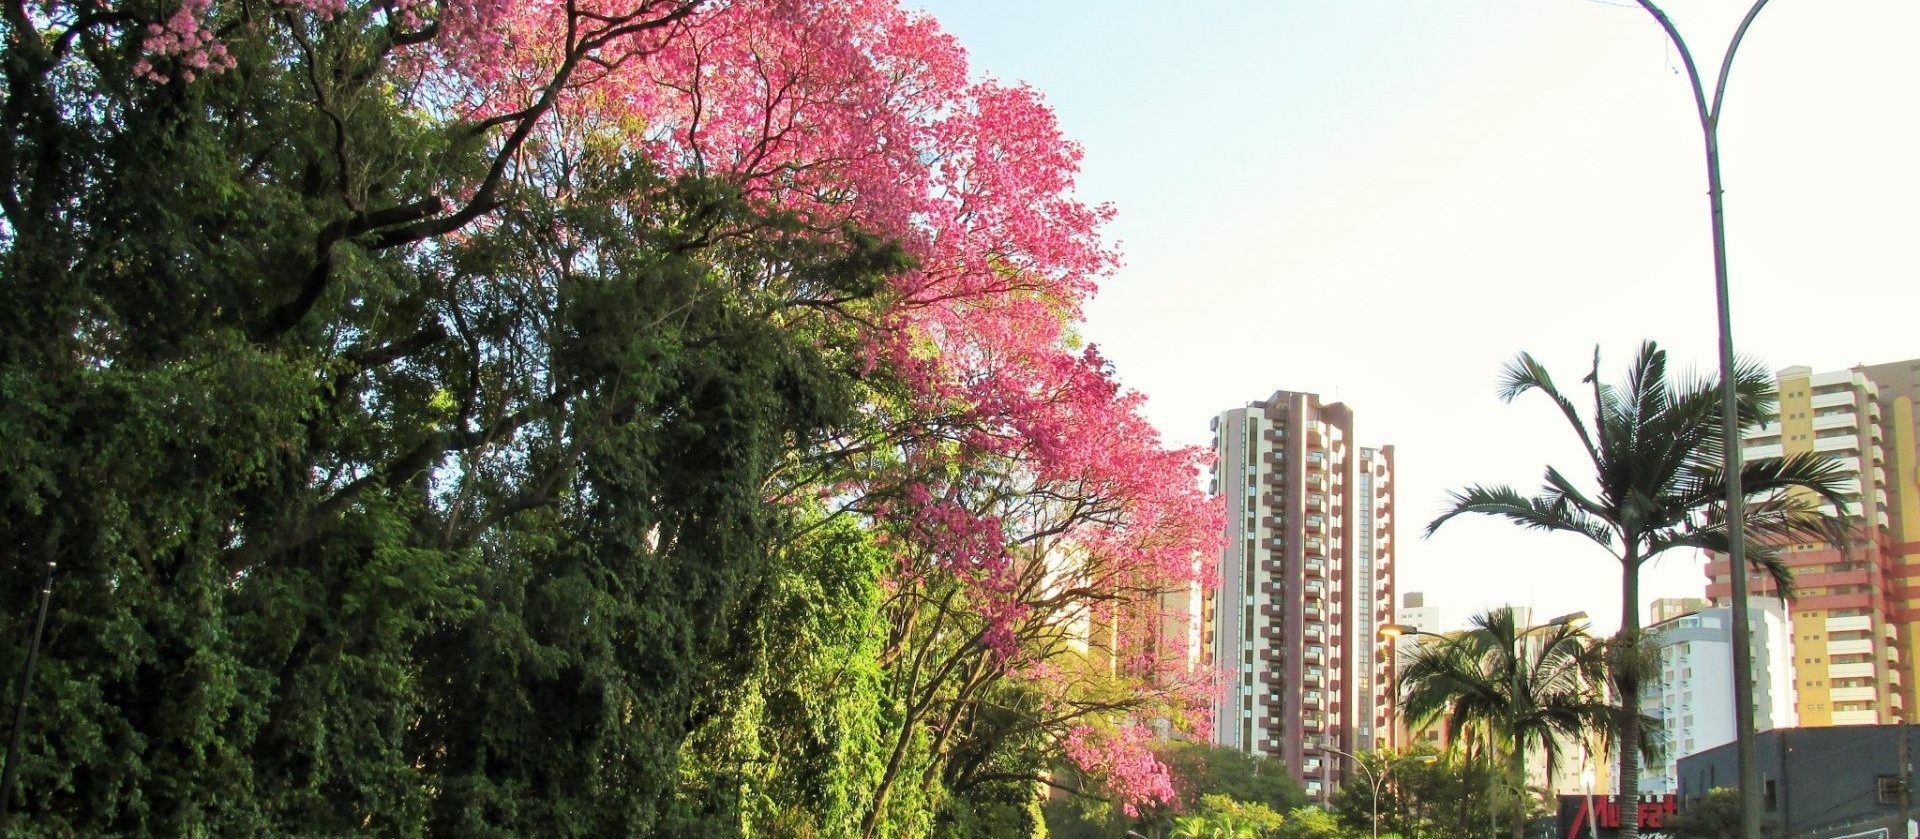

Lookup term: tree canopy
[0,0,1219,835]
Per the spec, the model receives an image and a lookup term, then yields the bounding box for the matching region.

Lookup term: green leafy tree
[1429,343,1852,839]
[1663,788,1744,839]
[1274,806,1352,839]
[1327,747,1500,839]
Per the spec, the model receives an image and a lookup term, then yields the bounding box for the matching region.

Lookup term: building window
[1764,780,1777,812]
[1879,775,1905,805]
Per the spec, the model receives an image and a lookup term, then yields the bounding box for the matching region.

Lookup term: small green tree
[1327,747,1501,839]
[1663,788,1743,839]
[1275,806,1351,839]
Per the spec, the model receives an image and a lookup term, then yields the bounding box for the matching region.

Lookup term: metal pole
[0,561,57,823]
[1899,720,1911,839]
[1325,744,1381,839]
[1625,4,1773,839]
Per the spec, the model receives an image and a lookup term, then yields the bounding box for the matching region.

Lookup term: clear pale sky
[909,0,1920,634]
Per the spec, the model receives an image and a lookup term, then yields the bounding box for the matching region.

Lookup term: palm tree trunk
[1460,734,1475,838]
[1510,736,1528,839]
[1616,558,1643,839]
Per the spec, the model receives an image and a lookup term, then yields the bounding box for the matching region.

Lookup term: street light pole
[1624,5,1773,839]
[1322,743,1384,839]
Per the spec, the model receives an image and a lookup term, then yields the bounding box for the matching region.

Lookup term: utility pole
[0,561,56,824]
[1900,719,1911,839]
[1625,4,1773,838]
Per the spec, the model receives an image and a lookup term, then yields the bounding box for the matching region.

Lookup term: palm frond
[1499,351,1603,472]
[1427,484,1619,555]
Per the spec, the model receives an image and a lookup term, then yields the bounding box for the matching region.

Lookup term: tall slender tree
[1428,342,1851,839]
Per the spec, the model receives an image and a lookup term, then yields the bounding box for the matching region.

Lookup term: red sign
[1557,794,1679,839]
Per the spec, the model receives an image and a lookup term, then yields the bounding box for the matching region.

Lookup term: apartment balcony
[1830,639,1875,656]
[1307,493,1327,512]
[1305,539,1327,557]
[1263,428,1285,443]
[1259,603,1285,619]
[1827,615,1872,633]
[1832,686,1879,703]
[1260,625,1287,642]
[1812,390,1856,410]
[1259,647,1285,664]
[1812,412,1859,432]
[1829,662,1876,680]
[1302,715,1326,732]
[1263,451,1286,467]
[1305,559,1327,579]
[1306,453,1327,472]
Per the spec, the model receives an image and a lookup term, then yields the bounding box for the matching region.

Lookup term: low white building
[1639,599,1797,794]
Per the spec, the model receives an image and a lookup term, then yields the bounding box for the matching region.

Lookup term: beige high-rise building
[1651,597,1712,625]
[1706,361,1920,726]
[1209,390,1396,802]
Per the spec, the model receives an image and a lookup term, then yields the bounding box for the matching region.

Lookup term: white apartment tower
[1209,391,1396,803]
[1638,600,1798,794]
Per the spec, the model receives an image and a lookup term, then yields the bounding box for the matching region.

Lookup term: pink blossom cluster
[131,0,234,83]
[1061,723,1178,817]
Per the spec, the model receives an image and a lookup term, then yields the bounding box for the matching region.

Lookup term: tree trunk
[1460,734,1476,839]
[1616,557,1643,839]
[1510,736,1528,839]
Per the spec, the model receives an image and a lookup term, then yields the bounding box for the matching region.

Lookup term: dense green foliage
[1662,788,1744,839]
[1325,747,1510,839]
[0,0,1177,834]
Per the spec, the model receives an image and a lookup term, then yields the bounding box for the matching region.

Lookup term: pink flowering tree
[9,0,1223,829]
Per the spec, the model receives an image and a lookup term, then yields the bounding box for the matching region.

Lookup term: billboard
[1555,795,1678,839]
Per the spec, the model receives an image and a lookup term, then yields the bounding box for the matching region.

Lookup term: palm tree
[1399,607,1614,839]
[1428,342,1850,839]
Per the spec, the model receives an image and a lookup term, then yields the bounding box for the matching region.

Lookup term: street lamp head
[1546,611,1590,628]
[1378,623,1418,638]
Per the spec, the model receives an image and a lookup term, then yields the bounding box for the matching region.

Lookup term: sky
[908,0,1920,634]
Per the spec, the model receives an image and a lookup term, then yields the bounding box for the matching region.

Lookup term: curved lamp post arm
[1623,5,1775,839]
[1321,743,1384,839]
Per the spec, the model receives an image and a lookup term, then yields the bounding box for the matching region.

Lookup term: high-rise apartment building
[1398,591,1445,636]
[1638,600,1797,794]
[1209,390,1396,802]
[1650,597,1712,625]
[1706,361,1920,726]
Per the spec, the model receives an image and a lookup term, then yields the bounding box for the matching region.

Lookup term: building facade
[1678,725,1918,839]
[1209,390,1396,802]
[1638,600,1797,794]
[1706,361,1920,726]
[1650,597,1711,625]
